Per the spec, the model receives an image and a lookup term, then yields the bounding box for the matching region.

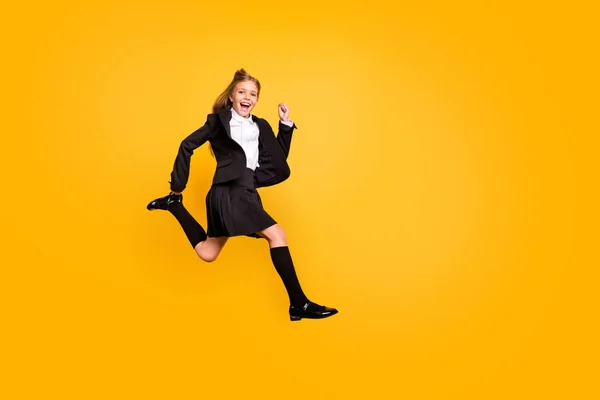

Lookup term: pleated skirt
[206,168,276,239]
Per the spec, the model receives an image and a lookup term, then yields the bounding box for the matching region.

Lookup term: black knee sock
[269,246,309,307]
[168,202,207,248]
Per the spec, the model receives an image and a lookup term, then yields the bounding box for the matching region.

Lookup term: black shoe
[146,192,182,211]
[289,301,338,321]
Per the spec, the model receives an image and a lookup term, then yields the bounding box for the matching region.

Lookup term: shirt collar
[231,107,253,124]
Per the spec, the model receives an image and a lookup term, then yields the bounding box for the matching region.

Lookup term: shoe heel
[290,315,301,321]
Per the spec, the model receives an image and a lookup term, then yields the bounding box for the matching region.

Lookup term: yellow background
[1,0,592,399]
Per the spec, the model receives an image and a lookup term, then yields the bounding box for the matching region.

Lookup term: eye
[251,93,257,97]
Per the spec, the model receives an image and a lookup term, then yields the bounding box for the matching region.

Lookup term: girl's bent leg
[167,201,208,247]
[195,237,228,262]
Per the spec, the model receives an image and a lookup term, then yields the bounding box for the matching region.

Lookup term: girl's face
[229,80,258,118]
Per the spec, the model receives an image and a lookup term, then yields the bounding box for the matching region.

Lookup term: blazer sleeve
[169,115,213,192]
[276,121,297,159]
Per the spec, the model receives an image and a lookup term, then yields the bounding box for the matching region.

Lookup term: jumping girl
[147,68,338,321]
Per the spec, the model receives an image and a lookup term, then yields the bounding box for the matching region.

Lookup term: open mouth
[240,102,251,111]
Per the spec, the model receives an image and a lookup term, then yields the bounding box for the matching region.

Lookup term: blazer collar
[218,107,265,138]
[231,107,254,124]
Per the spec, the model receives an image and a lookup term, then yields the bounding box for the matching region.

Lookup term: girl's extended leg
[257,223,338,321]
[257,224,309,306]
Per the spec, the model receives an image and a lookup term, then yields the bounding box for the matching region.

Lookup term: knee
[199,253,217,263]
[195,245,218,263]
[267,225,287,246]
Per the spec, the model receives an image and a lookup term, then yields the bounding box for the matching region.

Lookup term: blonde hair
[212,68,261,113]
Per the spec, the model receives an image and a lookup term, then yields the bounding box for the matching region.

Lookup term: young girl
[147,68,338,321]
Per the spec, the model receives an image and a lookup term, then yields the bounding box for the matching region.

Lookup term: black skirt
[206,168,276,239]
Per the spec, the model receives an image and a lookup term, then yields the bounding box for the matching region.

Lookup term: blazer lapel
[255,118,268,143]
[218,107,232,137]
[255,117,285,163]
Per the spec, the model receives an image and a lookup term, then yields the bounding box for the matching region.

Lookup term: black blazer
[169,107,297,192]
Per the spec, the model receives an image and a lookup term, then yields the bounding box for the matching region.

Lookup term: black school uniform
[168,106,297,239]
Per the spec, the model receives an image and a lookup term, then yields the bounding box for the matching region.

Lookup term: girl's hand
[278,102,290,122]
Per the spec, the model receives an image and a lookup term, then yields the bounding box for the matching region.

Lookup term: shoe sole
[290,310,338,321]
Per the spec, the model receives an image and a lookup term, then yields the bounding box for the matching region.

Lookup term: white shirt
[229,108,294,171]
